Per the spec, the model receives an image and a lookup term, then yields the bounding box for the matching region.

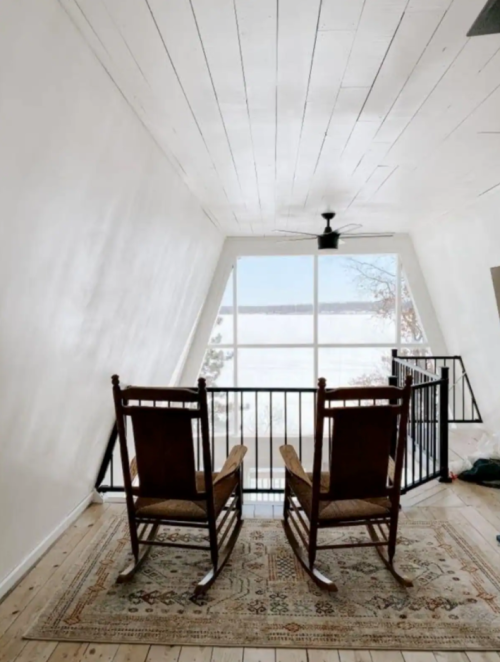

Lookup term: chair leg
[308,521,318,567]
[366,522,413,588]
[117,523,160,583]
[388,512,398,563]
[238,466,244,522]
[129,516,140,560]
[282,516,337,592]
[194,488,243,597]
[208,513,219,570]
[284,480,291,521]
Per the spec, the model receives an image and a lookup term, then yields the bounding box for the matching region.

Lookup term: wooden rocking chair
[280,375,412,592]
[111,375,247,596]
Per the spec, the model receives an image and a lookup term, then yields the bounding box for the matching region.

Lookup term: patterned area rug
[25,515,500,649]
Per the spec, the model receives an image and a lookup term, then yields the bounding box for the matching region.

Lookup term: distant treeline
[219,302,389,315]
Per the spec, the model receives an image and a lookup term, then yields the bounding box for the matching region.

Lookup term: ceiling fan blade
[272,229,319,236]
[341,233,394,239]
[334,223,363,233]
[275,237,317,243]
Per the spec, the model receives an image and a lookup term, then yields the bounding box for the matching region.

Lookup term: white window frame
[180,234,447,385]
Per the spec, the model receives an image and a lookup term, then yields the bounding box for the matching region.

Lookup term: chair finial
[198,376,207,390]
[318,377,327,390]
[111,374,120,387]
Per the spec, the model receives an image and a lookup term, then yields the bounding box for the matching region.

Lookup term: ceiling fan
[274,212,394,250]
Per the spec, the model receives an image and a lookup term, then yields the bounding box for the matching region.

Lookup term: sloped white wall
[0,0,222,591]
[412,194,500,432]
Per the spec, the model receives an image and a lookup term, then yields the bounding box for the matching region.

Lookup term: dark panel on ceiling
[468,0,500,36]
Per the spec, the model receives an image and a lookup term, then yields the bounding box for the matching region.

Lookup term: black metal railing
[392,352,482,424]
[98,387,317,500]
[97,352,473,498]
[391,351,451,488]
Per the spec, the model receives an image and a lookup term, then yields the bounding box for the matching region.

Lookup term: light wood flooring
[2,435,500,662]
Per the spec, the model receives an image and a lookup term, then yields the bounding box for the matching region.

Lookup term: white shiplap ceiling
[60,0,500,235]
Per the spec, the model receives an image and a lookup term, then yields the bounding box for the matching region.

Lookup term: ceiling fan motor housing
[317,232,340,250]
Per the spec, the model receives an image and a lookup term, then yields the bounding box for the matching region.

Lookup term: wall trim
[0,491,94,600]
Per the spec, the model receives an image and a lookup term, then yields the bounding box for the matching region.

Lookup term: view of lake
[208,312,419,388]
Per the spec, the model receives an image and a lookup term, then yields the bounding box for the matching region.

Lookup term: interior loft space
[2,0,500,660]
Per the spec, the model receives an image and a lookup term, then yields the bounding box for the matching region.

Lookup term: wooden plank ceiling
[61,0,500,235]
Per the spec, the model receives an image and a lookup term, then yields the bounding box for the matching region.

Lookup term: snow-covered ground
[212,311,396,346]
[208,312,426,389]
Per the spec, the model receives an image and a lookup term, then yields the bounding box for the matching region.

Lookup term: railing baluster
[269,392,273,491]
[404,407,408,491]
[453,359,456,420]
[411,388,416,488]
[211,391,215,471]
[225,391,229,457]
[284,392,288,446]
[439,367,451,483]
[240,392,244,446]
[299,392,303,463]
[255,391,259,494]
[462,359,466,420]
[434,383,438,473]
[197,417,200,471]
[418,388,423,484]
[426,383,430,481]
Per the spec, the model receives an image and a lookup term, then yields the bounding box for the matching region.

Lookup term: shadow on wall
[491,267,500,318]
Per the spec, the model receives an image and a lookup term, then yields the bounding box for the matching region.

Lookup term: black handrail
[97,352,461,496]
[391,350,451,485]
[392,352,482,424]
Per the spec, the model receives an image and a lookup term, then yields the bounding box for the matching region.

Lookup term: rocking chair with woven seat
[280,375,412,592]
[112,375,247,595]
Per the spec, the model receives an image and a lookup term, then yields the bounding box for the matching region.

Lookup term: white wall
[412,193,500,432]
[0,0,223,592]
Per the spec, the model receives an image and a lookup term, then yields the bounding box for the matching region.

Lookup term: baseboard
[0,491,94,601]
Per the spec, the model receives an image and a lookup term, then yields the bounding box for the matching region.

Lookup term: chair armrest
[213,445,248,485]
[280,445,312,487]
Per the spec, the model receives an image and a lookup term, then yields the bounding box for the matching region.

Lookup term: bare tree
[200,316,233,387]
[345,258,424,343]
[199,317,235,429]
[344,258,425,386]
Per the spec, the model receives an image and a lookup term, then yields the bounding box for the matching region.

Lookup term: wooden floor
[2,445,500,662]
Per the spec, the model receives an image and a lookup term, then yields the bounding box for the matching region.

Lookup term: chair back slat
[327,405,398,500]
[112,376,211,503]
[120,386,199,403]
[324,385,403,403]
[130,407,198,499]
[313,376,412,506]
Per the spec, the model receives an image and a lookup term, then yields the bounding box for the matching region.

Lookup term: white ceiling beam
[235,0,278,220]
[189,0,261,219]
[275,0,322,222]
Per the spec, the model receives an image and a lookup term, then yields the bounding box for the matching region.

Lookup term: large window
[201,254,427,389]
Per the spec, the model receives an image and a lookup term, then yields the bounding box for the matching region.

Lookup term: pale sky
[220,254,397,306]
